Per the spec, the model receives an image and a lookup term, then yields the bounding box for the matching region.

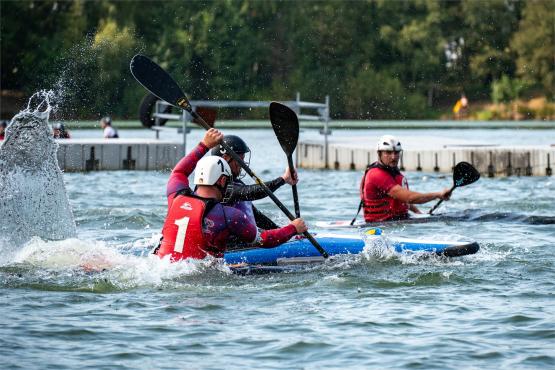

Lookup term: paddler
[358,135,451,222]
[156,128,307,262]
[211,135,297,230]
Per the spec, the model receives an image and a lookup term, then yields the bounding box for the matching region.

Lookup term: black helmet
[211,135,250,156]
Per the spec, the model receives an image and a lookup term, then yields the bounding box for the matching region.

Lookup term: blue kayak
[224,232,479,265]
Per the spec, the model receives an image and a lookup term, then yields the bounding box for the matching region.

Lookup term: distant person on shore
[357,135,451,222]
[453,94,469,119]
[0,120,7,140]
[52,123,71,139]
[100,116,119,138]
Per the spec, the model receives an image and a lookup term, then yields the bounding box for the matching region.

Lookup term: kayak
[315,211,555,229]
[315,214,437,229]
[224,231,479,266]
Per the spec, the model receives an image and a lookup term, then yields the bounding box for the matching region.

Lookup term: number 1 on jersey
[173,216,190,253]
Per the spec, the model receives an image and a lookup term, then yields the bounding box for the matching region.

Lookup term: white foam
[5,236,234,289]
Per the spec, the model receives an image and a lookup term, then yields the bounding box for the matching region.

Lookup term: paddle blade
[193,107,217,128]
[453,161,480,187]
[269,102,300,156]
[130,54,192,112]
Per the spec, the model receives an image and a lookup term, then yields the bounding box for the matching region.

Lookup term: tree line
[1,0,553,120]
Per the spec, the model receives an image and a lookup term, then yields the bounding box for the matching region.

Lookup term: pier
[297,135,554,177]
[56,139,183,172]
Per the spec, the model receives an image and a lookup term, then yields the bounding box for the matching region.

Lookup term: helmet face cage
[210,135,251,179]
[236,151,250,179]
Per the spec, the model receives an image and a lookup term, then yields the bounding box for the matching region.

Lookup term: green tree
[461,0,522,88]
[511,0,555,98]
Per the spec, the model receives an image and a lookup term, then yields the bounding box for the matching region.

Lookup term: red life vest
[157,194,209,262]
[360,163,409,222]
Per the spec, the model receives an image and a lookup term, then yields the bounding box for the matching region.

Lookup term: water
[1,128,554,369]
[0,92,76,249]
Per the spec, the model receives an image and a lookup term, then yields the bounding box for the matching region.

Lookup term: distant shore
[53,119,555,131]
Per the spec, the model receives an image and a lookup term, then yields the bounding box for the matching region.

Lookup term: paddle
[269,102,301,218]
[129,54,329,258]
[429,161,480,215]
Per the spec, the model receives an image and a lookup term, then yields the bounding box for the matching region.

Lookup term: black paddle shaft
[428,185,455,215]
[287,156,301,218]
[130,55,328,258]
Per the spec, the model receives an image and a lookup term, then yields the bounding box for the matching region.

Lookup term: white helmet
[377,135,402,152]
[194,156,232,185]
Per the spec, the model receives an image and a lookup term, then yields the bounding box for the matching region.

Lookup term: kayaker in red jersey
[359,135,451,222]
[156,128,307,262]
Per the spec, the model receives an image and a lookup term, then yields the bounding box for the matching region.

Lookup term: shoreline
[50,119,555,130]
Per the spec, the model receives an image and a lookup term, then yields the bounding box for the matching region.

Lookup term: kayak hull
[315,214,437,229]
[224,233,479,265]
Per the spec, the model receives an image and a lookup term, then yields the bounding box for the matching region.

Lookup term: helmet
[52,123,65,130]
[211,135,250,156]
[1,120,7,128]
[101,116,112,125]
[194,156,232,185]
[377,135,402,152]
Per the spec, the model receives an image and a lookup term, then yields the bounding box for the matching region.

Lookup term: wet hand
[201,128,223,148]
[290,218,307,234]
[282,167,299,185]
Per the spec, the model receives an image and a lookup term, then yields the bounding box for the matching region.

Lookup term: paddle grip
[189,110,329,258]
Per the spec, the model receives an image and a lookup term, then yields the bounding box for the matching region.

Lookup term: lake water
[1,128,554,369]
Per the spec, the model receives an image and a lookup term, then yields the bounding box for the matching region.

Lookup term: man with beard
[359,135,451,222]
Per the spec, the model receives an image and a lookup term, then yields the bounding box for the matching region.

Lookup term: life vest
[360,162,409,222]
[157,193,210,262]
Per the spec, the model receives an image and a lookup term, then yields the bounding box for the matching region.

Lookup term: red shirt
[361,165,409,222]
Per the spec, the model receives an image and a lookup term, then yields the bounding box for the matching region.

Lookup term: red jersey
[360,163,409,222]
[158,195,209,261]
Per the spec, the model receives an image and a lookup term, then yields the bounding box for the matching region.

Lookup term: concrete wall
[298,142,555,177]
[56,140,184,172]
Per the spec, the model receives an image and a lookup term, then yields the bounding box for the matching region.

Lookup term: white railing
[152,93,332,165]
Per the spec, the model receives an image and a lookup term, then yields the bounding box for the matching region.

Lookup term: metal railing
[152,93,332,166]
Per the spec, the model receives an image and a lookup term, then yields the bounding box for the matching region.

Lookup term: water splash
[1,237,236,292]
[0,91,76,252]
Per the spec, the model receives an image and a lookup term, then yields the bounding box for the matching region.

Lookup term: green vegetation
[1,0,553,120]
